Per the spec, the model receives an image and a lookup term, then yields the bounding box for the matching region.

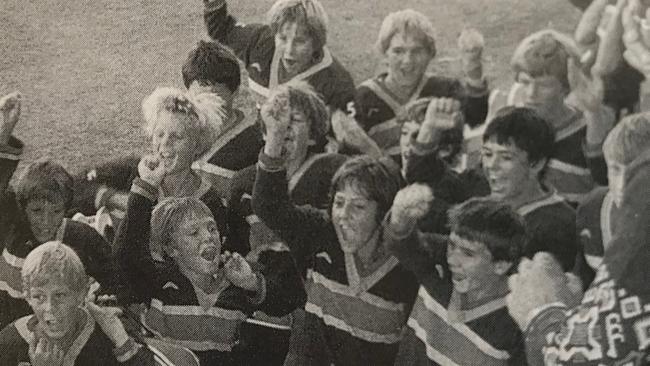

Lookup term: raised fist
[622,0,650,76]
[390,183,434,232]
[0,91,22,143]
[137,154,165,187]
[506,252,583,330]
[223,251,258,292]
[260,91,291,138]
[87,302,130,348]
[331,110,382,158]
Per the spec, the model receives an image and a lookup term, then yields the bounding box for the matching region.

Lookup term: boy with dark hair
[407,101,577,270]
[386,193,526,365]
[487,29,615,204]
[0,92,112,330]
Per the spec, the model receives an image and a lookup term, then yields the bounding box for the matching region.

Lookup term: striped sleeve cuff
[463,76,489,96]
[411,140,438,156]
[583,141,604,158]
[258,150,286,173]
[524,302,568,334]
[0,136,24,160]
[113,337,142,363]
[131,177,157,202]
[247,272,267,305]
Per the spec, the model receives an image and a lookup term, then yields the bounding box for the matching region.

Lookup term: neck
[285,152,308,178]
[161,169,199,197]
[180,265,218,293]
[384,73,419,102]
[504,178,546,210]
[463,279,508,309]
[355,227,382,268]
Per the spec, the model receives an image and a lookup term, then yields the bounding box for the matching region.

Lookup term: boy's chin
[452,278,470,293]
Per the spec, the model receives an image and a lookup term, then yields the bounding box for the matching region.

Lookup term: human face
[188,80,234,106]
[28,280,85,340]
[482,137,538,203]
[169,213,222,276]
[385,31,433,90]
[332,182,380,254]
[152,112,198,174]
[447,233,504,294]
[25,197,65,244]
[517,72,567,124]
[284,111,313,165]
[606,160,626,207]
[400,121,420,168]
[275,21,316,78]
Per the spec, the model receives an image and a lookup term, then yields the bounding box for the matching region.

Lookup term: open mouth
[200,247,218,262]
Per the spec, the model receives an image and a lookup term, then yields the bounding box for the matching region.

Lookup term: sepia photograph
[0,0,649,364]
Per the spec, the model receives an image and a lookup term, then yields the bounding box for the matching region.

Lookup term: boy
[488,30,614,203]
[0,92,113,330]
[574,112,650,287]
[226,81,345,365]
[407,101,578,270]
[386,193,526,365]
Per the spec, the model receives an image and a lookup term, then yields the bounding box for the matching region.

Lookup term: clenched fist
[138,154,165,187]
[389,183,434,233]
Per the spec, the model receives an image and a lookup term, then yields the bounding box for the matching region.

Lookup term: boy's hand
[87,302,130,348]
[592,0,627,77]
[458,28,485,80]
[137,154,165,187]
[568,58,606,112]
[623,0,650,76]
[223,252,258,292]
[506,252,582,330]
[418,98,462,146]
[331,110,383,158]
[29,337,64,366]
[0,91,22,144]
[390,183,434,232]
[575,0,610,47]
[261,91,291,158]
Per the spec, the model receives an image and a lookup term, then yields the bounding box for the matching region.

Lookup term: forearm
[113,337,155,365]
[0,136,23,194]
[523,304,569,366]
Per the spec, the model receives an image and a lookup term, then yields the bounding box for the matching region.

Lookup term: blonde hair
[603,112,650,166]
[511,29,580,90]
[376,9,436,56]
[267,0,329,51]
[22,241,88,296]
[141,87,226,157]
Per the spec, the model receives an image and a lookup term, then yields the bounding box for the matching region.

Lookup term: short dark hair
[16,159,74,210]
[448,197,527,263]
[483,107,555,165]
[329,156,403,223]
[182,40,241,93]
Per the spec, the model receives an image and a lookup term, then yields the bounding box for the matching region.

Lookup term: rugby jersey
[385,222,525,366]
[202,0,355,113]
[353,73,488,160]
[115,182,303,366]
[252,160,419,366]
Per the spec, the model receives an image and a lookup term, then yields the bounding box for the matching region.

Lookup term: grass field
[1,0,583,175]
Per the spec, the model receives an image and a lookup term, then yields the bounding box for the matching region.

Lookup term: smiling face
[152,112,198,174]
[385,31,433,90]
[446,233,504,294]
[275,21,316,78]
[331,182,380,254]
[25,196,65,244]
[28,279,85,340]
[168,212,222,276]
[481,137,540,203]
[517,72,567,126]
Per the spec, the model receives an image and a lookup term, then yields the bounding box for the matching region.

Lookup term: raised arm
[252,91,333,267]
[114,156,165,305]
[202,0,272,67]
[0,92,22,194]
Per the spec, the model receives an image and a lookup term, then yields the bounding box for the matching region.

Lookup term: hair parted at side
[376,9,436,56]
[16,159,74,210]
[603,112,650,166]
[448,197,527,263]
[182,40,241,93]
[329,155,404,223]
[150,197,215,261]
[511,29,579,90]
[483,106,555,166]
[142,87,225,157]
[22,241,88,296]
[267,0,329,51]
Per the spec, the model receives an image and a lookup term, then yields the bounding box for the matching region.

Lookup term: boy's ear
[308,138,316,146]
[530,157,547,176]
[165,245,179,259]
[493,260,513,276]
